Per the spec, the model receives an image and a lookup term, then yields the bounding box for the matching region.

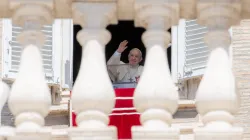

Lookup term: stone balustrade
[132,1,180,139]
[194,1,243,140]
[69,2,117,140]
[0,0,248,140]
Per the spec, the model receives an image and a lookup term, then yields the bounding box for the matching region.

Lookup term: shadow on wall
[73,21,172,84]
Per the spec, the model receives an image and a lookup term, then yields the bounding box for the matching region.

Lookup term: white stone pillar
[69,2,117,140]
[7,3,53,140]
[194,1,243,140]
[132,1,180,140]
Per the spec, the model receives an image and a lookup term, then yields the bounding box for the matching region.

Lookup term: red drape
[71,88,141,139]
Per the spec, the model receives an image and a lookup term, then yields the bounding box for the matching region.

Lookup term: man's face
[128,49,142,66]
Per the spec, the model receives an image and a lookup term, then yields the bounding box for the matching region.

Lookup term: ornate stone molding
[197,1,241,29]
[12,5,53,26]
[72,2,117,48]
[179,0,197,19]
[54,0,72,18]
[10,1,53,24]
[10,3,53,47]
[72,2,117,28]
[0,0,10,17]
[134,0,179,30]
[241,0,250,19]
[2,0,250,21]
[2,0,72,18]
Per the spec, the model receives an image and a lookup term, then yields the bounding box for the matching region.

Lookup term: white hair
[129,48,142,58]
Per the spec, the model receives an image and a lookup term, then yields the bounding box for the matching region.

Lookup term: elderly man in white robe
[107,40,144,83]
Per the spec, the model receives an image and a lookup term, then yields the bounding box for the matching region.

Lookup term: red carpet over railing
[71,88,141,139]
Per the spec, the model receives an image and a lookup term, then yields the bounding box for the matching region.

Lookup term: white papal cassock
[107,51,144,83]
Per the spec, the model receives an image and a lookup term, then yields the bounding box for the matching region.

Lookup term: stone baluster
[7,3,53,140]
[69,2,117,140]
[132,1,180,140]
[194,1,243,140]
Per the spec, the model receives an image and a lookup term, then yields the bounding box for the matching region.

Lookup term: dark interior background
[73,21,172,83]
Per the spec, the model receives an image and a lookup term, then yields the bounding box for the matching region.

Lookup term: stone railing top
[0,0,249,21]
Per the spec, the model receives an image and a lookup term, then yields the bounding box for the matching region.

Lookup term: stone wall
[233,20,250,139]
